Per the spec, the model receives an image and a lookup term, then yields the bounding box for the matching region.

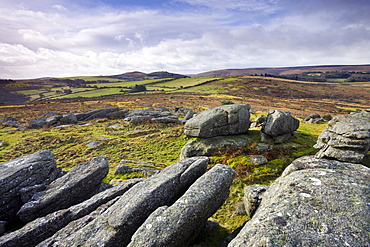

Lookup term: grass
[1,75,369,246]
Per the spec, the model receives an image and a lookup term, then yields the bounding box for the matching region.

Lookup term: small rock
[86,141,101,147]
[0,117,16,122]
[243,184,269,218]
[2,120,19,127]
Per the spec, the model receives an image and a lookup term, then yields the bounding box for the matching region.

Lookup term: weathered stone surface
[184,109,196,120]
[128,164,235,247]
[53,156,209,247]
[124,115,152,124]
[243,184,269,218]
[2,120,19,127]
[0,180,140,247]
[151,116,179,123]
[184,104,251,138]
[180,135,252,159]
[84,107,120,121]
[250,114,267,128]
[37,197,120,247]
[314,111,370,163]
[0,151,57,223]
[261,110,300,143]
[228,156,370,247]
[17,156,109,222]
[59,114,78,125]
[106,110,129,119]
[114,160,159,177]
[304,113,321,121]
[248,155,268,165]
[0,117,16,122]
[28,118,48,128]
[86,141,101,147]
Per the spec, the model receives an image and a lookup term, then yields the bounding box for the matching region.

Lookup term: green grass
[0,106,329,246]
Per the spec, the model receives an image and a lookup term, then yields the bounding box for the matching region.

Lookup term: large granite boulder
[0,180,140,247]
[17,156,109,222]
[128,164,235,247]
[184,104,251,138]
[314,111,370,163]
[52,157,209,247]
[228,156,370,247]
[0,151,59,223]
[180,135,252,159]
[261,110,300,143]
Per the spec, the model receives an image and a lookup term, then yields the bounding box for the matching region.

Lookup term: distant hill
[106,71,188,80]
[193,64,370,77]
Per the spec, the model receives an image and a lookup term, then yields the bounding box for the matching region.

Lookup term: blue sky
[0,0,369,79]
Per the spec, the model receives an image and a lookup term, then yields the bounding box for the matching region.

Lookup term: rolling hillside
[193,64,370,77]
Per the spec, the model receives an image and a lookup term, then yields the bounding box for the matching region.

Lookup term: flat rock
[53,157,209,247]
[228,156,370,247]
[184,104,251,138]
[0,151,58,223]
[128,164,235,247]
[180,135,252,159]
[17,156,109,222]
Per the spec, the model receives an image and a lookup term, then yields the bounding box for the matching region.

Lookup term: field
[1,70,370,246]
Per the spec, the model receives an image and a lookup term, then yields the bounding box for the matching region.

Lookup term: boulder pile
[181,104,252,159]
[0,154,235,247]
[228,156,370,247]
[227,111,370,247]
[181,105,300,159]
[314,111,370,163]
[26,106,196,129]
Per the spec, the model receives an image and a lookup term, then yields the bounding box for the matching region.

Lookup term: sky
[0,0,369,79]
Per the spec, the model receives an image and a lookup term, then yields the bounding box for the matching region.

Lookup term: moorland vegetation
[0,65,370,245]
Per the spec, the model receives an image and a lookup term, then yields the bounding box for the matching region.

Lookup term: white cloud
[0,0,369,79]
[176,0,281,12]
[52,4,68,11]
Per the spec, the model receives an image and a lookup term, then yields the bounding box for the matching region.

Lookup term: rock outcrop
[184,104,251,138]
[17,156,109,222]
[261,110,300,143]
[52,156,209,247]
[0,180,140,247]
[180,135,252,160]
[228,156,370,247]
[128,164,235,247]
[314,111,370,163]
[0,151,60,223]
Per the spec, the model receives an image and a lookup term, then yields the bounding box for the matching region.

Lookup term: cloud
[0,0,369,79]
[52,4,68,11]
[176,0,281,12]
